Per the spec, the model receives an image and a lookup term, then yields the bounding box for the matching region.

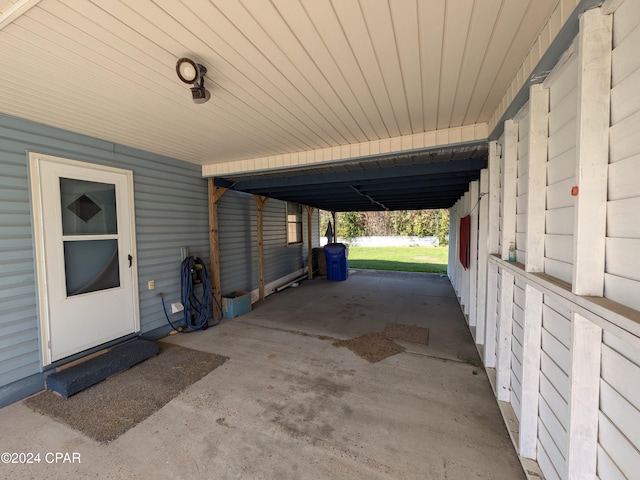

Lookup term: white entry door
[30,153,139,364]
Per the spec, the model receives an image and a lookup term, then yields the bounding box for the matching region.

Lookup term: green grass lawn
[347,245,449,273]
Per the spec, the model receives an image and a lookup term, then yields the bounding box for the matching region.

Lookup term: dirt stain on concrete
[333,332,405,363]
[257,373,351,442]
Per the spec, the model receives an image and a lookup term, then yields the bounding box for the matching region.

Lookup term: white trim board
[202,125,488,177]
[488,255,640,346]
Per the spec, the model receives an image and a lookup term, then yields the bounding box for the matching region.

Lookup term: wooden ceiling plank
[0,0,561,167]
[150,0,339,151]
[0,32,285,164]
[0,24,286,161]
[0,0,20,15]
[252,0,365,145]
[449,0,502,126]
[389,0,423,133]
[152,0,344,150]
[274,0,378,142]
[217,0,350,145]
[331,0,401,138]
[464,0,530,123]
[436,0,474,130]
[360,0,411,134]
[418,0,446,132]
[153,0,337,151]
[196,1,350,149]
[477,0,558,122]
[47,0,338,158]
[301,0,389,139]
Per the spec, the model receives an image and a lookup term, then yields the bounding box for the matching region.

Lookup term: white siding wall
[598,332,640,479]
[510,276,526,420]
[459,5,640,480]
[606,0,640,312]
[538,295,571,480]
[544,51,578,285]
[448,184,478,324]
[595,3,640,478]
[496,267,501,356]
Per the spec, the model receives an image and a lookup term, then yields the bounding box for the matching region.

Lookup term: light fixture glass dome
[176,58,199,84]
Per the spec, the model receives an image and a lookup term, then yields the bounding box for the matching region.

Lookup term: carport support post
[524,83,549,273]
[572,7,612,297]
[496,269,514,402]
[331,211,337,243]
[468,180,479,327]
[518,284,543,458]
[254,195,269,300]
[208,180,226,320]
[476,169,489,345]
[500,120,518,261]
[305,206,314,280]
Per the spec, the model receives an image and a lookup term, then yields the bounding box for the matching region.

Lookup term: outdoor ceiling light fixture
[176,57,211,104]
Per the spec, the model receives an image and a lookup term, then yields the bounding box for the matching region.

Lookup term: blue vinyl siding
[218,191,319,294]
[218,191,257,294]
[0,112,209,393]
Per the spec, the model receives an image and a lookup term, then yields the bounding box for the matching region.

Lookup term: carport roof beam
[214,157,487,190]
[349,185,388,211]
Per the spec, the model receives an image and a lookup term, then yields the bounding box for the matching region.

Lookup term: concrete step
[46,339,160,398]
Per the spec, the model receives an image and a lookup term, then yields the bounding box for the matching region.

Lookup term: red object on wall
[459,215,471,270]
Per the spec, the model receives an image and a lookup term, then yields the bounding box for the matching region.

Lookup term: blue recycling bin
[324,243,348,281]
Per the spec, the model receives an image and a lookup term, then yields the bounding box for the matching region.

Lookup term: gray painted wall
[0,112,321,406]
[0,112,209,404]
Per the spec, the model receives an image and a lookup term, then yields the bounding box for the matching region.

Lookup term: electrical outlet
[148,280,155,290]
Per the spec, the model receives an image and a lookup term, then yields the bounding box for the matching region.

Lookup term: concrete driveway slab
[0,270,524,479]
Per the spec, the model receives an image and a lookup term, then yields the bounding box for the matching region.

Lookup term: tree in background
[319,211,368,241]
[337,211,367,239]
[319,209,450,245]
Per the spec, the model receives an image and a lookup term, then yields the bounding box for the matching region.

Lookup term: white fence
[320,236,440,247]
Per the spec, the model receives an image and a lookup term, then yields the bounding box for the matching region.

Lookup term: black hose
[160,256,223,333]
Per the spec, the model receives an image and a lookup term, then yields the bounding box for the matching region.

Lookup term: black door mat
[25,343,228,443]
[46,339,160,398]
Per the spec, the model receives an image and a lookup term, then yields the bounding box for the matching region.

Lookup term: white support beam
[469,180,479,327]
[487,141,501,256]
[572,8,612,296]
[496,269,514,401]
[518,285,543,459]
[525,84,549,273]
[565,313,602,479]
[484,262,499,368]
[476,169,489,343]
[501,121,518,261]
[202,124,489,177]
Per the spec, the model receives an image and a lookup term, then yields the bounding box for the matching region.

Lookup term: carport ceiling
[0,0,557,167]
[214,143,487,211]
